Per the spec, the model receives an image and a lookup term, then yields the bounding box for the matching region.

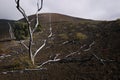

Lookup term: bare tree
[15,0,45,65]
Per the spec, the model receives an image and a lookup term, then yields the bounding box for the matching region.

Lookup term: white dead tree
[15,0,47,65]
[48,13,53,38]
[8,22,15,40]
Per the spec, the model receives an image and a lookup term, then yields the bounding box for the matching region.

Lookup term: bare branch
[37,0,43,11]
[48,27,53,38]
[80,44,87,49]
[32,0,44,33]
[92,53,115,65]
[15,0,29,23]
[54,54,60,60]
[1,68,47,74]
[62,41,69,45]
[66,52,78,58]
[32,13,39,33]
[33,40,46,58]
[83,41,95,52]
[37,59,60,68]
[19,40,29,50]
[37,56,94,68]
[92,53,106,64]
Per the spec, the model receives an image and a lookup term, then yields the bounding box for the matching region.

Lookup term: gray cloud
[0,0,120,20]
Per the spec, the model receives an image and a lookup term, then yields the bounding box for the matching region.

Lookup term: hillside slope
[0,13,120,80]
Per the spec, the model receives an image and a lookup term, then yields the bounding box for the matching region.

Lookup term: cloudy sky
[0,0,120,20]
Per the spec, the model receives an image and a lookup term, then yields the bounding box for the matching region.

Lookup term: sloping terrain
[0,20,12,41]
[0,13,120,80]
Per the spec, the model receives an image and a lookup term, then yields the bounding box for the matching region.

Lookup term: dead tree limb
[32,0,43,33]
[83,41,95,52]
[19,40,29,50]
[37,55,93,68]
[92,53,115,65]
[33,40,46,58]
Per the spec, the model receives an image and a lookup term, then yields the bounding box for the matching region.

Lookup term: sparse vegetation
[13,22,42,40]
[12,54,36,69]
[59,33,69,40]
[13,22,28,40]
[76,32,88,40]
[0,13,120,80]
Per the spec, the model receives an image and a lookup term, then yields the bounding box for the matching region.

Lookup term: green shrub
[13,22,28,40]
[76,32,87,40]
[13,22,42,40]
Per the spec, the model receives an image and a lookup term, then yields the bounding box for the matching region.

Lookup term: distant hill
[20,13,95,24]
[0,13,95,41]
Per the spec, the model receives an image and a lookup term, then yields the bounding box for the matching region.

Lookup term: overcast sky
[0,0,120,20]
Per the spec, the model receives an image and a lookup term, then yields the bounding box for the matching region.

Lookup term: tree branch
[33,40,46,58]
[15,0,30,23]
[65,52,78,58]
[19,40,29,50]
[48,26,53,38]
[92,53,115,65]
[37,59,60,68]
[32,0,43,33]
[83,41,95,51]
